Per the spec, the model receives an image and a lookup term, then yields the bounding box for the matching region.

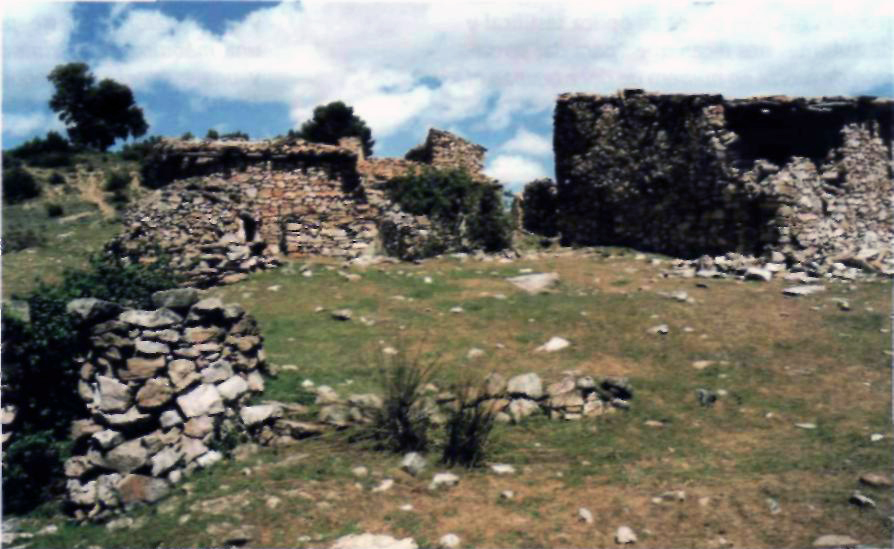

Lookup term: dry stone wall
[61,290,273,520]
[120,130,504,285]
[553,90,894,276]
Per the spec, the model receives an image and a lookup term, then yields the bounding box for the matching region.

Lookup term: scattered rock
[647,324,669,335]
[372,479,394,493]
[578,507,594,524]
[506,272,559,294]
[400,452,427,476]
[812,535,859,548]
[507,373,543,399]
[331,533,418,549]
[615,526,637,544]
[500,490,515,500]
[438,533,461,549]
[429,472,460,490]
[783,285,826,297]
[859,473,892,488]
[331,309,353,321]
[352,466,369,478]
[535,336,570,352]
[489,463,516,475]
[849,491,876,508]
[795,422,817,430]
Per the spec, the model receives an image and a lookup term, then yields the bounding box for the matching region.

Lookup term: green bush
[369,351,437,453]
[522,178,559,237]
[120,135,162,163]
[3,166,41,204]
[7,131,75,168]
[45,203,64,218]
[104,170,130,192]
[385,167,511,253]
[1,253,180,513]
[441,380,496,468]
[1,228,47,252]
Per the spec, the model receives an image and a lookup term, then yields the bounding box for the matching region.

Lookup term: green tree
[48,62,148,151]
[297,101,374,156]
[206,129,220,139]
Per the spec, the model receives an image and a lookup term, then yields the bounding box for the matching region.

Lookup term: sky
[2,1,893,190]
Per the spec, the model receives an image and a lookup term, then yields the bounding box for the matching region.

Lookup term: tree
[297,101,374,157]
[206,129,219,139]
[48,62,148,151]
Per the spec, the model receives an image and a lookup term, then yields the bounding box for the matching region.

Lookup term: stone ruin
[54,285,634,520]
[552,89,894,277]
[60,290,277,520]
[113,129,501,286]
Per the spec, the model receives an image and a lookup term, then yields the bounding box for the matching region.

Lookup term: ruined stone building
[553,90,894,274]
[115,129,500,286]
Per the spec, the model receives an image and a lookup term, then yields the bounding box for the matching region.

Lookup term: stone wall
[61,290,271,520]
[553,90,894,274]
[120,129,506,284]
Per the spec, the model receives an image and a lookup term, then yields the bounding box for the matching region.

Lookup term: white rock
[399,503,414,511]
[812,534,859,548]
[647,324,669,335]
[466,348,485,359]
[217,376,248,401]
[506,373,543,399]
[489,463,516,475]
[429,472,459,490]
[615,526,637,544]
[783,285,826,297]
[196,450,223,468]
[160,410,183,428]
[500,490,515,500]
[535,336,570,352]
[177,384,224,417]
[372,479,394,493]
[438,533,461,549]
[506,272,559,294]
[240,404,282,426]
[744,267,773,282]
[330,533,417,549]
[400,452,427,476]
[508,399,540,423]
[578,507,594,524]
[351,466,369,478]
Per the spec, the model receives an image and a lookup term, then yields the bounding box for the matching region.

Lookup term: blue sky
[3,1,892,190]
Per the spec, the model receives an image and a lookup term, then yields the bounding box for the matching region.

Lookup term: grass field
[9,246,893,548]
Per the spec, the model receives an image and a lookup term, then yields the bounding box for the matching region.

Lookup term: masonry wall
[553,90,894,272]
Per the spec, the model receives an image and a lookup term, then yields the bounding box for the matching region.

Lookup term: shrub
[7,131,75,167]
[206,129,220,139]
[441,380,496,468]
[120,135,162,163]
[297,101,374,156]
[3,166,41,204]
[46,203,64,218]
[369,350,437,453]
[220,131,249,140]
[104,170,130,192]
[180,131,194,140]
[1,228,47,252]
[1,253,180,513]
[49,172,66,185]
[521,178,559,237]
[385,167,511,253]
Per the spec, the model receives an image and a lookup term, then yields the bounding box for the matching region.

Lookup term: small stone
[372,478,394,493]
[490,463,516,475]
[744,267,772,282]
[506,373,543,399]
[795,422,817,429]
[535,336,570,352]
[508,399,540,423]
[429,472,460,490]
[399,503,414,511]
[331,533,418,549]
[177,384,224,417]
[400,452,427,476]
[647,324,669,335]
[105,439,149,473]
[578,507,594,524]
[870,433,884,442]
[240,404,282,426]
[859,473,892,488]
[849,491,876,508]
[266,496,282,510]
[615,526,637,544]
[331,309,353,321]
[506,272,559,294]
[812,534,859,548]
[692,360,715,370]
[92,429,124,450]
[438,533,461,549]
[352,466,368,478]
[136,378,174,409]
[500,490,514,500]
[644,420,664,428]
[160,410,184,428]
[783,285,826,297]
[218,376,249,401]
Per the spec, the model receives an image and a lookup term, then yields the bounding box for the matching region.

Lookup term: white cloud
[2,111,65,138]
[2,3,75,101]
[501,128,552,157]
[63,0,893,141]
[485,154,548,186]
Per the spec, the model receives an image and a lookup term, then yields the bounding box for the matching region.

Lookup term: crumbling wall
[404,128,487,175]
[553,90,893,274]
[62,291,270,521]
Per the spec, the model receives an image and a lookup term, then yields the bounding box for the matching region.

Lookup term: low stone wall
[62,290,272,521]
[553,90,894,276]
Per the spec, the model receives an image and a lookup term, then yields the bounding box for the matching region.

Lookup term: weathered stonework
[553,90,894,275]
[62,292,272,521]
[117,129,502,285]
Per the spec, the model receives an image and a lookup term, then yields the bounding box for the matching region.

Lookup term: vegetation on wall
[385,167,512,254]
[1,253,180,513]
[521,178,559,237]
